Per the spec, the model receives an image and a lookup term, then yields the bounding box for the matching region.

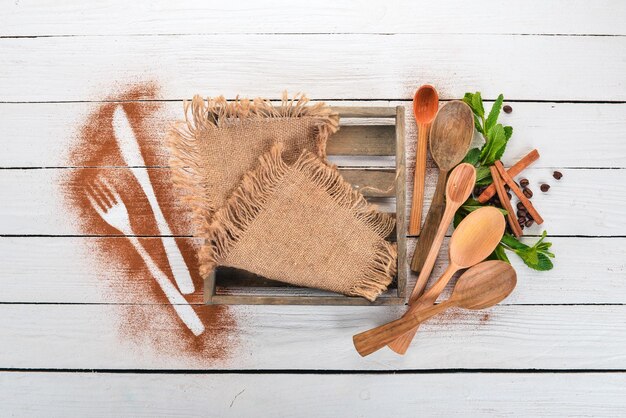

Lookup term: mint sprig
[456,91,555,271]
[500,231,555,271]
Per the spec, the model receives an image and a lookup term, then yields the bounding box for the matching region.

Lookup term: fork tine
[92,181,112,209]
[99,177,119,205]
[85,185,106,214]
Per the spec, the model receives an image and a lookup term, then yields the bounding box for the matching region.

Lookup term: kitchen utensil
[408,85,439,235]
[353,260,516,356]
[411,100,473,272]
[113,106,195,295]
[409,163,476,303]
[386,205,505,354]
[85,179,205,336]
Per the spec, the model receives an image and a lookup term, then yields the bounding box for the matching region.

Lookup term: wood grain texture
[2,0,625,35]
[2,102,625,168]
[0,167,619,235]
[3,372,626,417]
[0,236,622,304]
[1,304,626,369]
[1,35,625,101]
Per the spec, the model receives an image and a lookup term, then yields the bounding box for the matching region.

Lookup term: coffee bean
[540,183,550,192]
[503,105,513,114]
[519,224,525,230]
[516,201,525,210]
[518,216,527,225]
[525,219,534,227]
[523,187,533,198]
[526,212,534,221]
[504,184,510,192]
[520,178,529,187]
[517,209,527,218]
[553,171,563,180]
[507,191,512,199]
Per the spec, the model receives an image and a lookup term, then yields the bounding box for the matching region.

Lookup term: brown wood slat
[340,169,396,198]
[327,125,395,156]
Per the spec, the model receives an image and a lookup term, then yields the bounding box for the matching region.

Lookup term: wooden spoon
[411,100,474,272]
[408,85,439,235]
[386,205,505,354]
[354,260,516,357]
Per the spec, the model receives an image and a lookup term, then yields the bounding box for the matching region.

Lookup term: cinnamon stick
[494,160,544,225]
[490,166,523,237]
[478,149,540,203]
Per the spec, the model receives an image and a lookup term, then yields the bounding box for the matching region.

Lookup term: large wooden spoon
[408,85,439,235]
[354,260,516,357]
[411,101,473,272]
[384,205,505,354]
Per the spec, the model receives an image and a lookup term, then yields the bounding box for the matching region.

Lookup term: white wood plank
[2,0,625,36]
[0,167,620,236]
[2,101,625,168]
[0,304,625,369]
[2,372,626,417]
[1,35,625,101]
[0,236,622,305]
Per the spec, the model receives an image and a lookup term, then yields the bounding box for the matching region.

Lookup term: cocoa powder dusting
[62,82,236,362]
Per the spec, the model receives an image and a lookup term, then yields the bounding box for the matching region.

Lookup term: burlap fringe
[168,92,340,240]
[199,144,290,277]
[202,144,397,301]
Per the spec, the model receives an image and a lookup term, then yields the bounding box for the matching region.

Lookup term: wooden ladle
[411,101,474,272]
[381,206,505,354]
[409,85,439,235]
[354,260,517,357]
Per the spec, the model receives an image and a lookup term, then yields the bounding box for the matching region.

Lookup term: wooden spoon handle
[387,265,458,354]
[411,169,448,272]
[408,122,431,235]
[354,301,452,357]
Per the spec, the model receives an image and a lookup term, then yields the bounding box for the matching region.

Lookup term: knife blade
[113,105,195,295]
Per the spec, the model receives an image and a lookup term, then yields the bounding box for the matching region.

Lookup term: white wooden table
[1,1,626,416]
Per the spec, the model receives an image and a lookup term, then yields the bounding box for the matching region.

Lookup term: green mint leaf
[471,92,485,118]
[523,252,554,271]
[475,166,492,186]
[453,211,464,228]
[480,123,508,165]
[462,148,481,165]
[474,116,484,134]
[488,244,510,263]
[504,125,513,140]
[463,92,474,107]
[500,233,529,251]
[485,94,504,133]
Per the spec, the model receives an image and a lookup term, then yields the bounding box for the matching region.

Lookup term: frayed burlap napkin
[202,144,397,301]
[169,93,339,239]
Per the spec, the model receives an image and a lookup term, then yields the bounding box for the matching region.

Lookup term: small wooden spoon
[409,85,439,235]
[385,206,505,354]
[354,260,516,357]
[411,101,473,271]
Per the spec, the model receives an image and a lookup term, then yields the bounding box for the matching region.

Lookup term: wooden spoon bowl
[454,260,517,309]
[413,85,439,124]
[429,101,474,171]
[449,206,506,269]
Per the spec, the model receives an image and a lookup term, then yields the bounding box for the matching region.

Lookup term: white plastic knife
[113,105,195,295]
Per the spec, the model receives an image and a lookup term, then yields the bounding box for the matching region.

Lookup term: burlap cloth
[203,144,397,301]
[169,93,339,238]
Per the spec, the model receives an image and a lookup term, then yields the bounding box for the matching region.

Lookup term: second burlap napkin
[168,92,339,239]
[201,144,397,301]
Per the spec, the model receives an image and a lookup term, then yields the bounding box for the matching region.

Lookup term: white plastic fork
[85,179,205,336]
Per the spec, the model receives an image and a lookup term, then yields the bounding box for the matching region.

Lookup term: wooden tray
[204,106,406,305]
